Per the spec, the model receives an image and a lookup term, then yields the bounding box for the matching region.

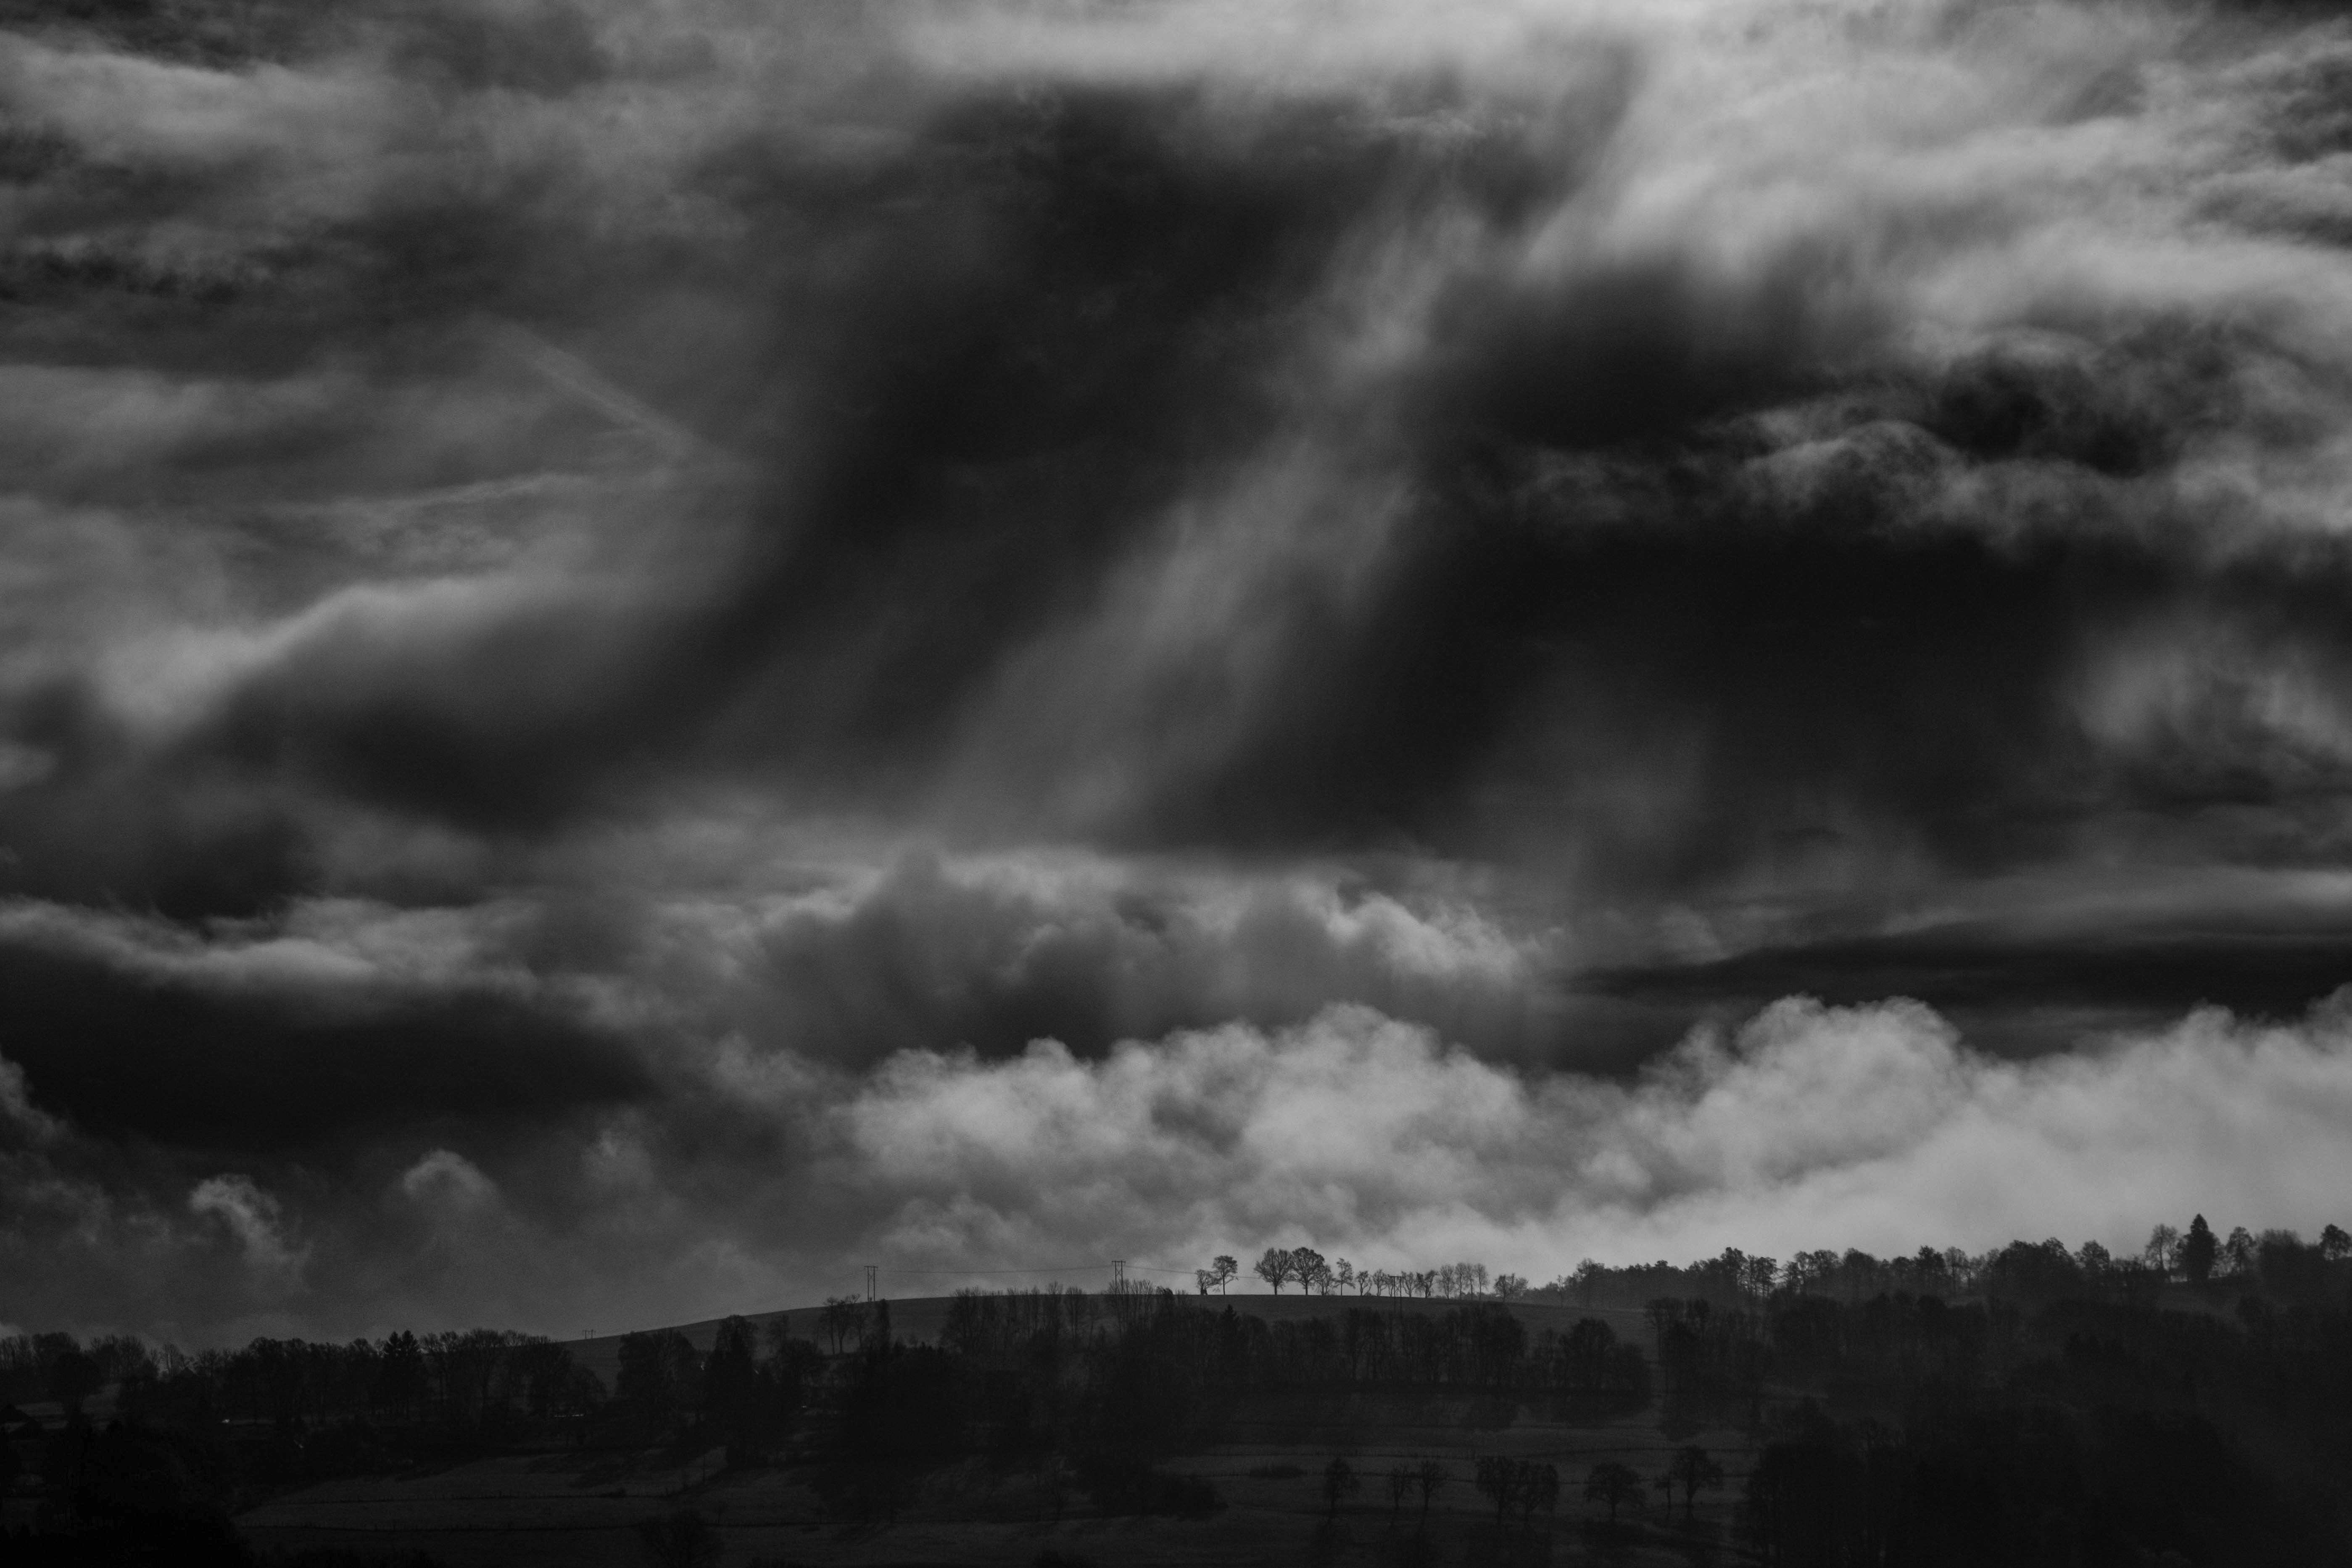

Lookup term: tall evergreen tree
[2183,1214,2219,1283]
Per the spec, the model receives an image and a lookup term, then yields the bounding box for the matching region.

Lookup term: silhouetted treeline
[794,1286,1653,1522]
[1616,1236,2352,1565]
[941,1286,1646,1409]
[1541,1220,2352,1312]
[9,1218,2352,1558]
[609,1317,815,1463]
[0,1327,602,1441]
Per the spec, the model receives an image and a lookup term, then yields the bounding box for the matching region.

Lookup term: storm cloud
[8,0,2352,1338]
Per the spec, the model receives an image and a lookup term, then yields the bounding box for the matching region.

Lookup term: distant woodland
[3,1217,2350,1565]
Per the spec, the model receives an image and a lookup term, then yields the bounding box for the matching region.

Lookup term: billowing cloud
[187,1173,306,1283]
[14,991,2352,1338]
[8,0,2352,1339]
[837,996,2352,1279]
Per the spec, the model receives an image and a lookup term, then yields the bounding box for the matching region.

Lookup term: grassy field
[235,1296,1754,1567]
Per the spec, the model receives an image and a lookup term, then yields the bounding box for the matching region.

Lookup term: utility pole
[865,1264,878,1301]
[1111,1259,1126,1291]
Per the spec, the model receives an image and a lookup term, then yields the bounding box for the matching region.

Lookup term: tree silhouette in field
[2183,1213,2218,1283]
[819,1295,865,1353]
[1210,1254,1237,1293]
[637,1508,721,1568]
[1475,1456,1559,1531]
[1255,1247,1296,1293]
[1474,1456,1516,1524]
[1664,1444,1722,1522]
[1387,1461,1413,1521]
[1323,1455,1358,1517]
[1291,1246,1330,1294]
[1416,1457,1448,1520]
[1585,1460,1644,1526]
[1522,1461,1559,1529]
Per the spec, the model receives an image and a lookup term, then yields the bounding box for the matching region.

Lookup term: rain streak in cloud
[6,0,2352,1339]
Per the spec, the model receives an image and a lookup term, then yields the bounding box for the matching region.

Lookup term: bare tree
[1415,1457,1447,1520]
[1254,1248,1295,1294]
[1664,1445,1723,1522]
[1323,1455,1358,1518]
[818,1296,865,1355]
[1525,1462,1559,1528]
[1292,1246,1331,1294]
[1474,1455,1519,1524]
[1212,1254,1239,1293]
[1585,1461,1644,1526]
[2224,1225,2257,1277]
[1387,1462,1414,1521]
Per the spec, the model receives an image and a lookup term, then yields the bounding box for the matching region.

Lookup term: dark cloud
[0,930,652,1152]
[1588,920,2352,1056]
[701,852,1537,1067]
[7,0,2352,1338]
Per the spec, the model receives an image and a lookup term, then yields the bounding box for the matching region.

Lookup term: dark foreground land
[7,1237,2352,1566]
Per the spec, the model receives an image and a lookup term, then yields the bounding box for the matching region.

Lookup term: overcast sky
[7,0,2352,1344]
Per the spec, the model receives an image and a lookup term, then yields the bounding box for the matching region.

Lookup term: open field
[236,1296,1745,1568]
[236,1415,1748,1567]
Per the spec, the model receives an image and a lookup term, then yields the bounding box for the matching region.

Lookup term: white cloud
[188,1173,306,1284]
[839,995,2352,1279]
[399,1149,500,1214]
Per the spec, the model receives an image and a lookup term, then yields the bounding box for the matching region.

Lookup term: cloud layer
[844,995,2352,1278]
[13,987,2352,1339]
[6,0,2352,1337]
